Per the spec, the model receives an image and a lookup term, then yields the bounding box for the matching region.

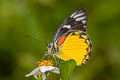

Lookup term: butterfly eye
[47,43,53,49]
[47,44,51,49]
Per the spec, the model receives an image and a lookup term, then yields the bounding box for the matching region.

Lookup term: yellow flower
[37,59,54,66]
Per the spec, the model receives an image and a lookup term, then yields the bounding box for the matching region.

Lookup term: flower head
[25,59,59,80]
[37,59,54,66]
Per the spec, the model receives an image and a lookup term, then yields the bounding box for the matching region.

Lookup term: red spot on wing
[57,35,66,46]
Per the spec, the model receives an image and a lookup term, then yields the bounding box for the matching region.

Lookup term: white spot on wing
[82,20,86,24]
[83,25,86,28]
[63,25,71,29]
[73,13,84,18]
[70,12,77,18]
[76,16,86,21]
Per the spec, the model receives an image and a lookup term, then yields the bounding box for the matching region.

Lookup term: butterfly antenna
[45,36,48,46]
[25,34,43,57]
[42,36,49,59]
[25,35,41,43]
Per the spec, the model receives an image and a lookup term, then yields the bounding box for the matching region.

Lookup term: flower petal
[25,67,41,77]
[25,66,60,77]
[40,66,56,73]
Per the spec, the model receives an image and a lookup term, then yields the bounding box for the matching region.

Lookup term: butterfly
[46,8,92,65]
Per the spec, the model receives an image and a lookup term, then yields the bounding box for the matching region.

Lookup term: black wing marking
[63,8,87,31]
[52,8,88,42]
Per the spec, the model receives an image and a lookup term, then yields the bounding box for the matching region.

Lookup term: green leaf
[59,60,77,80]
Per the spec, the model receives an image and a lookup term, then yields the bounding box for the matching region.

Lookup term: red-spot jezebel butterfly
[45,8,92,65]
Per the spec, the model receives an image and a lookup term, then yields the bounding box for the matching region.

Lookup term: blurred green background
[0,0,120,80]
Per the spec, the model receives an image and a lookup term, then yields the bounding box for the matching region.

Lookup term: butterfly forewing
[53,8,88,42]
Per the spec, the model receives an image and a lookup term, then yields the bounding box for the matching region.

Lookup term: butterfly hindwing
[55,31,92,65]
[53,8,87,42]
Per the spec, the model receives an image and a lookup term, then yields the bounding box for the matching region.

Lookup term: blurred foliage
[0,0,120,80]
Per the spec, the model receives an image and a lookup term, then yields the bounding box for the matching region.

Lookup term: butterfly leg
[42,52,51,59]
[52,54,60,66]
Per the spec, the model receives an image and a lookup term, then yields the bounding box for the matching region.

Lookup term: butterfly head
[47,43,54,54]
